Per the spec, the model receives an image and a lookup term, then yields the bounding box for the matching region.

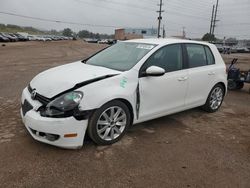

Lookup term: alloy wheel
[96,106,127,141]
[209,87,223,110]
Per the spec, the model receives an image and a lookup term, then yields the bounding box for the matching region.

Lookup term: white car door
[185,44,217,107]
[138,44,188,122]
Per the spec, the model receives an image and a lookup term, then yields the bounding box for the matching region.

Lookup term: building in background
[115,28,157,40]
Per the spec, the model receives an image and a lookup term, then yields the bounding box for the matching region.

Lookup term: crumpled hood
[30,61,121,98]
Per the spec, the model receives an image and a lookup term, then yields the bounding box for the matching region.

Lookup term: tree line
[62,28,114,39]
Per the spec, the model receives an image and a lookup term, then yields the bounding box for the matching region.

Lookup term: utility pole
[157,0,164,38]
[212,0,219,35]
[182,27,186,39]
[162,25,166,38]
[209,5,215,35]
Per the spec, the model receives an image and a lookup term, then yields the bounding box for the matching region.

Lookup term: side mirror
[143,66,165,77]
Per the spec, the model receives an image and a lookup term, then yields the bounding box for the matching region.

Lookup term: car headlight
[44,91,83,117]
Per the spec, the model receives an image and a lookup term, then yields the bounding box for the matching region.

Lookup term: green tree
[202,33,216,41]
[50,29,59,35]
[62,28,73,37]
[78,29,114,39]
[78,30,91,38]
[95,33,100,39]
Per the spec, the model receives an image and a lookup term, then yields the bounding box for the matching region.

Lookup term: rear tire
[228,79,237,90]
[236,82,244,90]
[202,84,225,113]
[87,100,131,145]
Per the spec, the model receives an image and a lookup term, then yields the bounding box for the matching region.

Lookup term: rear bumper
[21,87,88,149]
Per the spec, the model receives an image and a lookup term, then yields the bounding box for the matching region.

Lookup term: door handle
[208,71,215,75]
[178,76,188,81]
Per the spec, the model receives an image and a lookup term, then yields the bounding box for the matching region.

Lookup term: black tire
[228,80,237,90]
[87,100,131,145]
[202,84,225,113]
[236,82,244,90]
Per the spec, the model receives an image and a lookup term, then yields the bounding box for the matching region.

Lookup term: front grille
[22,100,33,116]
[34,93,51,105]
[28,84,51,105]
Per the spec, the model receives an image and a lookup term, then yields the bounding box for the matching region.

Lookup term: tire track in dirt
[0,97,24,144]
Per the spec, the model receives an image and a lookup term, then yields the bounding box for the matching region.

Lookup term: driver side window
[141,44,183,73]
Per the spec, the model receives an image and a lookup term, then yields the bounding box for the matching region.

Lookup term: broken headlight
[44,91,83,118]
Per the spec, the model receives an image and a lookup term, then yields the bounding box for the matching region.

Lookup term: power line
[75,0,155,12]
[165,1,212,16]
[219,22,250,26]
[0,11,120,28]
[73,0,155,20]
[164,11,210,21]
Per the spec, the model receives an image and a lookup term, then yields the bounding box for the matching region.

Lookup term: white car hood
[30,61,121,98]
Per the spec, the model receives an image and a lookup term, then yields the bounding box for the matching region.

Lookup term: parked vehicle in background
[98,39,116,45]
[0,33,10,42]
[98,39,109,44]
[21,38,227,149]
[0,32,75,42]
[215,44,224,53]
[37,36,52,41]
[0,33,18,42]
[235,46,250,53]
[11,33,28,41]
[230,46,238,53]
[228,46,250,53]
[215,44,231,54]
[85,38,99,43]
[8,33,21,41]
[27,35,38,41]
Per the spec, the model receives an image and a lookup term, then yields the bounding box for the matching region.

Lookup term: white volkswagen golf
[21,38,227,149]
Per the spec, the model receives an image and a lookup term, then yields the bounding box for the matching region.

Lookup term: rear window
[186,44,207,68]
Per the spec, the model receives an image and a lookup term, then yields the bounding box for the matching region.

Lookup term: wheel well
[216,82,226,94]
[111,98,134,126]
[205,82,227,104]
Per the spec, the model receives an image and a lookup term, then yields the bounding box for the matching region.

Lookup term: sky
[0,0,250,39]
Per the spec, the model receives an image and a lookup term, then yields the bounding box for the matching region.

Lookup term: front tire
[202,84,225,113]
[87,100,131,145]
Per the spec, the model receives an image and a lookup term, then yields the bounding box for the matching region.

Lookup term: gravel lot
[0,41,250,188]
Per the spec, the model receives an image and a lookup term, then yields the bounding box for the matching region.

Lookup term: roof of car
[124,38,212,46]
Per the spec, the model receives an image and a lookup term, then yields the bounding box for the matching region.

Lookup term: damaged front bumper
[21,87,88,149]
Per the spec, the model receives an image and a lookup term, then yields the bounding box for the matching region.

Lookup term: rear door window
[205,46,215,65]
[186,44,207,68]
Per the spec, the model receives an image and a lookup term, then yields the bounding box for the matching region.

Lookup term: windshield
[86,42,156,71]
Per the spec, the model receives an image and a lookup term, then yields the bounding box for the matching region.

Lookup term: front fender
[78,70,138,120]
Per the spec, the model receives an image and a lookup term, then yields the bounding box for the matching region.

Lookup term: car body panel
[138,69,188,122]
[30,61,121,98]
[77,69,138,122]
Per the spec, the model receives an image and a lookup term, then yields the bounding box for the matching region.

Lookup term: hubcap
[96,106,127,141]
[209,87,223,110]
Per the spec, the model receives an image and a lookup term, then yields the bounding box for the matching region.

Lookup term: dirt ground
[0,41,250,188]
